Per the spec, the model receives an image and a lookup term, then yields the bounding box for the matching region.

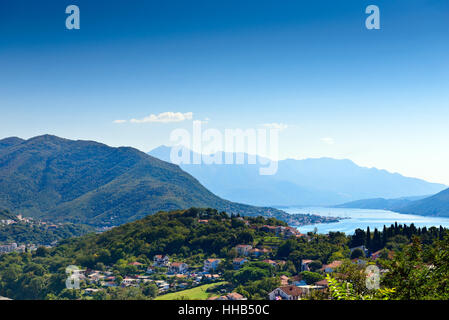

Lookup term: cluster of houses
[79,240,285,297]
[0,214,52,227]
[0,242,38,255]
[258,225,306,239]
[235,244,271,257]
[0,214,34,226]
[231,244,287,271]
[267,259,344,300]
[79,254,227,296]
[76,238,395,300]
[79,267,161,293]
[0,219,15,226]
[268,245,394,300]
[79,244,393,300]
[208,292,247,300]
[0,214,64,254]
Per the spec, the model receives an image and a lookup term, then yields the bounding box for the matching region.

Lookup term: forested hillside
[0,135,310,227]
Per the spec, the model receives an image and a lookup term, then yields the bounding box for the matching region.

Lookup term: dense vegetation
[61,207,290,266]
[0,208,283,299]
[326,233,449,300]
[350,223,446,253]
[0,135,327,227]
[0,208,341,300]
[0,224,93,246]
[0,209,16,221]
[1,207,448,300]
[380,235,449,299]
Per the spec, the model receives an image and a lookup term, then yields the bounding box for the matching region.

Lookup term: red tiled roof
[322,260,342,269]
[314,279,329,287]
[262,259,276,264]
[278,285,304,297]
[227,292,244,300]
[171,262,186,267]
[280,275,289,285]
[371,250,382,256]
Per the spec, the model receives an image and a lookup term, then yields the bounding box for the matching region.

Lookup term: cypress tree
[382,225,387,247]
[373,228,381,252]
[366,226,371,250]
[352,229,366,247]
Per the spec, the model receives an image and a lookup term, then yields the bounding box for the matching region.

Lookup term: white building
[203,259,221,272]
[169,262,188,274]
[153,254,170,267]
[0,243,18,254]
[268,286,304,300]
[235,245,253,256]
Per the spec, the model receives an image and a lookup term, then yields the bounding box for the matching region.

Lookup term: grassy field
[155,281,227,300]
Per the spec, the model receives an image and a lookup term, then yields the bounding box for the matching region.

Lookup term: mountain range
[149,146,447,207]
[0,135,332,227]
[2,135,447,227]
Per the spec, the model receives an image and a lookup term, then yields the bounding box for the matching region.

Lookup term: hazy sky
[1,0,448,184]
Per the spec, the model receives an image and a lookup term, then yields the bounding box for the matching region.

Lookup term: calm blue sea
[282,207,449,235]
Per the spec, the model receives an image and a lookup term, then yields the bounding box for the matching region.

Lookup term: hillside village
[71,243,391,300]
[63,216,393,300]
[0,214,54,253]
[0,208,443,300]
[0,211,93,254]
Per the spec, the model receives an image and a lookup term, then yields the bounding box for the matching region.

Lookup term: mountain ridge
[336,190,449,217]
[149,145,446,206]
[0,135,331,227]
[396,188,449,217]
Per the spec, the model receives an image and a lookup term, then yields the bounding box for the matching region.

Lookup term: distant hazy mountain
[336,189,449,218]
[335,195,428,211]
[0,135,289,226]
[149,146,447,207]
[396,188,449,217]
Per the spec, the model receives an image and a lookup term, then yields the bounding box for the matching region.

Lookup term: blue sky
[1,0,448,184]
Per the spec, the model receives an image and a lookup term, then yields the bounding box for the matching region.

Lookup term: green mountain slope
[0,209,17,221]
[56,208,288,263]
[0,209,94,245]
[0,135,307,226]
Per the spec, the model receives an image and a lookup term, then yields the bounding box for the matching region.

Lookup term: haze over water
[283,207,449,235]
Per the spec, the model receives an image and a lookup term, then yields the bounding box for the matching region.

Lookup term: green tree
[350,248,365,260]
[299,271,323,285]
